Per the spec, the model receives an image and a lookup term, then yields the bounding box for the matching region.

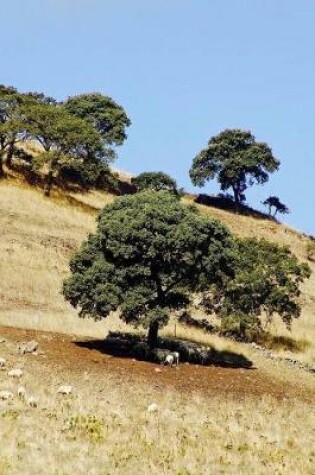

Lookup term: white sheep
[0,390,14,400]
[27,396,38,407]
[164,352,180,366]
[57,385,73,395]
[172,351,180,366]
[17,386,26,398]
[0,358,6,368]
[8,368,23,378]
[164,354,175,366]
[147,403,159,413]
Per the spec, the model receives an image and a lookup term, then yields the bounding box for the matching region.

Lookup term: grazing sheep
[18,340,39,355]
[8,368,23,378]
[57,385,73,395]
[171,351,180,366]
[150,348,170,364]
[133,342,150,360]
[197,348,209,365]
[27,396,38,407]
[147,403,158,413]
[164,354,175,366]
[17,386,26,398]
[0,390,14,400]
[0,358,6,368]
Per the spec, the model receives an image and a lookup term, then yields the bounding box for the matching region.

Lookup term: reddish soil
[0,326,312,402]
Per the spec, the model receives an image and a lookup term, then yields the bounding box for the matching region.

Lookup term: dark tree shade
[131,171,178,195]
[190,129,280,205]
[63,191,235,347]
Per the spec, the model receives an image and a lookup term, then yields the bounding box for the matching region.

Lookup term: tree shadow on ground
[75,332,253,369]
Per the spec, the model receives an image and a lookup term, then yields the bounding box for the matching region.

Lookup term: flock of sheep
[0,340,73,408]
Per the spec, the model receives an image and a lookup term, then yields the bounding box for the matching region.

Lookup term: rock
[147,403,158,413]
[18,340,39,355]
[57,385,73,395]
[0,390,13,400]
[154,367,162,373]
[8,368,23,378]
[0,338,5,344]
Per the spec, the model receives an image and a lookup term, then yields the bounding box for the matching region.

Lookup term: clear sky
[1,0,314,235]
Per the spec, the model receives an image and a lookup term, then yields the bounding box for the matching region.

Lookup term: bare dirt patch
[0,326,312,403]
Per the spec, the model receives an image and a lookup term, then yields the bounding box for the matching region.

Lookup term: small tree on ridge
[190,129,280,206]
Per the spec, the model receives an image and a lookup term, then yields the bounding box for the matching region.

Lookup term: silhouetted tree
[262,196,289,217]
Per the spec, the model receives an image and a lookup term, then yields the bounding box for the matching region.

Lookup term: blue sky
[1,0,314,234]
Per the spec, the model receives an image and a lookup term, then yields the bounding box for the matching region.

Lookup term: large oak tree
[63,191,235,347]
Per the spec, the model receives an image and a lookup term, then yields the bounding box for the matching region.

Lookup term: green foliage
[63,191,234,346]
[0,85,34,175]
[63,414,104,442]
[190,129,280,205]
[262,196,289,216]
[24,102,104,156]
[206,238,311,336]
[131,171,179,195]
[64,93,131,147]
[22,101,110,195]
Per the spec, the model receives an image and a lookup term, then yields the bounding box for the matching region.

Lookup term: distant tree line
[1,84,290,216]
[0,85,130,195]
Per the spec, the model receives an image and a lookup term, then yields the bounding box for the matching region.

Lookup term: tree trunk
[148,321,159,349]
[6,143,14,168]
[44,170,54,197]
[232,185,240,210]
[0,147,6,177]
[0,156,3,178]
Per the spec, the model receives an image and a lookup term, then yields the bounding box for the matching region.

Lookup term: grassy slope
[0,178,314,362]
[1,178,314,475]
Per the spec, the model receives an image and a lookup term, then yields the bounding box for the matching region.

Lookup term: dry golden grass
[0,178,314,475]
[0,332,314,475]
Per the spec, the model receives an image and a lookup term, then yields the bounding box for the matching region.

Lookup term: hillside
[1,177,315,475]
[0,177,314,363]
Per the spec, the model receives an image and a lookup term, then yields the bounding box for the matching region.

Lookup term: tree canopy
[0,85,130,196]
[63,191,235,347]
[64,93,131,147]
[22,101,107,195]
[204,238,310,336]
[0,85,33,175]
[189,129,280,205]
[131,171,179,195]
